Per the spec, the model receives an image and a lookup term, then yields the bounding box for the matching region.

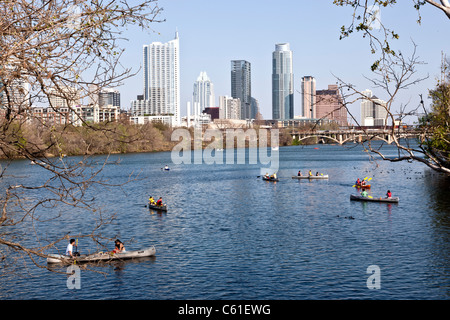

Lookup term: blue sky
[117,0,450,123]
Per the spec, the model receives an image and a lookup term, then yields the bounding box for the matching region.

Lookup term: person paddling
[66,239,79,258]
[113,239,126,253]
[386,190,392,198]
[361,189,369,197]
[156,197,163,206]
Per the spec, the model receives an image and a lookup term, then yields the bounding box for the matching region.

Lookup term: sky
[116,0,450,124]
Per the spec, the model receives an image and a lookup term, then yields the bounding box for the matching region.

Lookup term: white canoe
[292,175,329,180]
[350,194,399,203]
[47,246,156,264]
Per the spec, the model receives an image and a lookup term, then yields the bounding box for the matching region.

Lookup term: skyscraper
[141,31,180,126]
[301,76,316,118]
[360,89,387,126]
[193,71,215,116]
[316,84,347,126]
[272,43,294,120]
[231,60,251,120]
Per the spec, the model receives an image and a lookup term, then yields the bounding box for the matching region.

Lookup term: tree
[0,0,163,271]
[333,0,450,174]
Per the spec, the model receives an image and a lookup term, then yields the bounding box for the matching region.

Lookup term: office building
[137,31,180,126]
[360,89,387,126]
[219,96,241,120]
[193,71,215,116]
[231,60,252,120]
[301,76,316,118]
[272,43,294,120]
[316,84,347,126]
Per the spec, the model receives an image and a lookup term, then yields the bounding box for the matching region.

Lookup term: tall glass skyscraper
[272,43,294,120]
[231,60,251,120]
[142,31,180,125]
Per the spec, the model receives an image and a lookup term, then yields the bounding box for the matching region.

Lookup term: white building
[193,71,215,116]
[219,96,241,120]
[360,89,387,126]
[133,31,180,126]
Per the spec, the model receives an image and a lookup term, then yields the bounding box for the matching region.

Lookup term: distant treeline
[0,121,325,160]
[0,121,176,160]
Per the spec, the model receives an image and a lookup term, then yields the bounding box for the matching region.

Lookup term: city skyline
[117,0,450,124]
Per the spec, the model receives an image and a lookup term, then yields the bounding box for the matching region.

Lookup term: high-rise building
[301,76,316,118]
[272,43,294,120]
[316,84,347,126]
[219,96,241,120]
[231,60,252,120]
[193,71,215,116]
[98,88,120,108]
[360,89,387,126]
[139,31,180,126]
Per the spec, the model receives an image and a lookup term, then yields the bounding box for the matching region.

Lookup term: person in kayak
[298,170,302,176]
[355,178,361,186]
[113,239,126,253]
[386,190,392,198]
[66,239,79,257]
[361,189,369,197]
[156,197,163,206]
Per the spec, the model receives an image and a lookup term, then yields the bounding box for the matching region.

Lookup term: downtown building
[130,32,181,126]
[272,43,294,120]
[316,85,347,127]
[193,71,215,115]
[231,60,252,119]
[301,76,316,118]
[360,89,387,126]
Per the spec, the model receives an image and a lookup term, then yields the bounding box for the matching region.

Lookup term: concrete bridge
[290,128,419,145]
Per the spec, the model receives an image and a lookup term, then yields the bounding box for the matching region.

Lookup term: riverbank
[0,121,320,160]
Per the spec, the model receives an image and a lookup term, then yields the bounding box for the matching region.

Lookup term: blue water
[0,143,449,299]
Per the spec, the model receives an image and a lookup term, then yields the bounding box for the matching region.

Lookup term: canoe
[47,246,156,264]
[350,194,399,203]
[262,176,279,182]
[292,175,329,180]
[148,203,167,211]
[354,184,371,189]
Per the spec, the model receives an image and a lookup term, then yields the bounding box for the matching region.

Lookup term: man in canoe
[298,170,302,176]
[149,196,156,205]
[156,197,164,206]
[309,170,312,176]
[361,189,369,197]
[386,190,392,198]
[66,239,80,258]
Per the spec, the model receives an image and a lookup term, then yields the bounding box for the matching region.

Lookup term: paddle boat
[148,203,168,211]
[262,175,279,182]
[350,194,399,203]
[292,175,329,180]
[47,246,156,264]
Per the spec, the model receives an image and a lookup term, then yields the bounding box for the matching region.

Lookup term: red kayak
[355,184,371,189]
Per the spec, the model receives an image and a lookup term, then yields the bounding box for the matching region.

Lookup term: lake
[0,142,449,300]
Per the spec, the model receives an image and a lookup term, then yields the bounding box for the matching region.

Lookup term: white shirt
[66,243,73,256]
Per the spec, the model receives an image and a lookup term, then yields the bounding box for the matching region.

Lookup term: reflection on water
[0,143,449,299]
